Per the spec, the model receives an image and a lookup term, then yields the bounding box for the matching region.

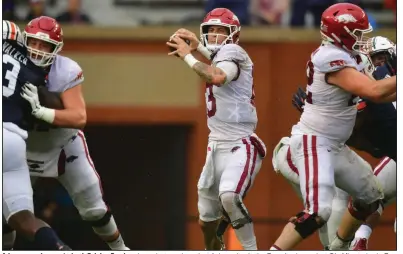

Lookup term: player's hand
[292,87,307,113]
[21,82,45,118]
[166,35,192,59]
[174,28,200,51]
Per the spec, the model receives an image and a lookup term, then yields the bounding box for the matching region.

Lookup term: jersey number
[205,84,256,118]
[206,84,217,117]
[305,60,314,104]
[206,66,256,118]
[3,54,21,97]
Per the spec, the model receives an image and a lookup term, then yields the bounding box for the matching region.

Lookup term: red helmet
[200,8,241,53]
[320,3,372,53]
[23,16,64,67]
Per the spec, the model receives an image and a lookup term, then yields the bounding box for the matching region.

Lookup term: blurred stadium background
[5,0,396,250]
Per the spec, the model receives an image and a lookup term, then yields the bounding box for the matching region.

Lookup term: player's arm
[167,35,234,85]
[191,60,238,86]
[21,62,87,129]
[52,84,86,128]
[327,67,396,103]
[22,83,86,129]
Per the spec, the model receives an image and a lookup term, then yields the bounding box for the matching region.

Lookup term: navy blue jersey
[373,64,393,80]
[354,64,396,161]
[2,39,48,130]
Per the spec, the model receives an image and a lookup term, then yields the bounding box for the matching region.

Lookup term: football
[38,86,64,109]
[168,37,190,57]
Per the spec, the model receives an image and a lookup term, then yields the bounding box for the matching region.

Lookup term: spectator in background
[56,0,91,24]
[205,0,250,25]
[290,0,336,27]
[384,0,396,23]
[250,0,290,26]
[24,0,48,22]
[3,0,19,21]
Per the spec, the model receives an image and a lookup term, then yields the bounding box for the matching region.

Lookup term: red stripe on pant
[77,131,104,196]
[235,139,252,194]
[287,147,299,175]
[374,157,391,176]
[303,135,310,211]
[311,136,318,214]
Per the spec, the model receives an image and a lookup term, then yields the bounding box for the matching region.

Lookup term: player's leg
[197,195,224,250]
[3,216,16,250]
[325,187,349,246]
[218,138,263,250]
[271,135,335,250]
[273,137,334,249]
[272,137,303,201]
[197,141,224,250]
[57,131,129,250]
[330,146,384,250]
[3,127,70,250]
[351,157,396,250]
[2,176,40,250]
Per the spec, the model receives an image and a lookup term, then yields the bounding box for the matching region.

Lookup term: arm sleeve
[216,61,239,85]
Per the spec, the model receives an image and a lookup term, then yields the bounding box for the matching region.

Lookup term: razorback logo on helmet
[232,14,239,22]
[330,60,346,67]
[335,14,358,23]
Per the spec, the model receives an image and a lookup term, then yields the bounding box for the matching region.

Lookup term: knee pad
[220,192,252,229]
[84,208,111,227]
[81,206,108,221]
[317,205,332,222]
[290,212,326,239]
[348,199,384,221]
[197,196,222,222]
[86,210,118,236]
[74,187,108,221]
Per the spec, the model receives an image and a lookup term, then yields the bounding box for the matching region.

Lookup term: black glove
[292,87,307,113]
[385,48,397,76]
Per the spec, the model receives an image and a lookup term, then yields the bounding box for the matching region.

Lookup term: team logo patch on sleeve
[73,71,84,82]
[330,60,346,67]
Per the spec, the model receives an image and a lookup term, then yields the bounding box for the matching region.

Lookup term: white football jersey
[206,44,257,141]
[293,43,367,143]
[26,55,85,152]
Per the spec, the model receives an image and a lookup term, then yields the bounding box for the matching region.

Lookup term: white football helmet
[3,20,24,44]
[366,36,396,56]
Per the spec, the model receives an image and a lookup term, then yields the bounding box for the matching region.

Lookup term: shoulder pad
[312,45,359,73]
[213,44,247,64]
